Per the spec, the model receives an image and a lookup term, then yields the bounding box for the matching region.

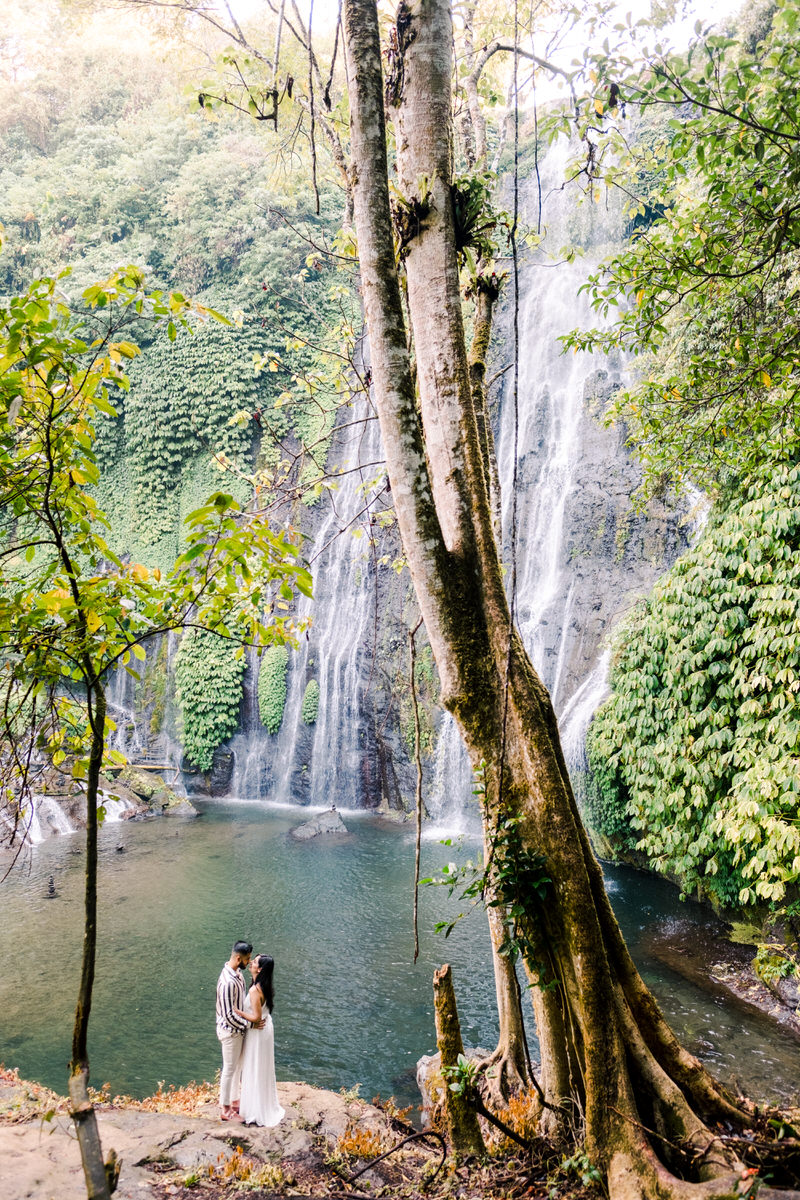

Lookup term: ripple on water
[0,808,798,1109]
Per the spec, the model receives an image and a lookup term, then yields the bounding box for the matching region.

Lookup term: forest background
[3,0,800,943]
[4,0,800,1196]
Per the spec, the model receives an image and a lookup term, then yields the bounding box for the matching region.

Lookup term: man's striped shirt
[216,963,248,1037]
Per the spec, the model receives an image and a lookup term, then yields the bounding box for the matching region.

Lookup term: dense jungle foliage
[580,0,800,923]
[0,7,354,767]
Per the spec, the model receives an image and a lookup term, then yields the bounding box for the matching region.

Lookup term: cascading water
[430,138,687,821]
[185,143,686,817]
[10,796,76,845]
[106,658,149,762]
[105,633,185,789]
[228,395,386,806]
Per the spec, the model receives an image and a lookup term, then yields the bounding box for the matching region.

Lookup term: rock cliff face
[178,146,693,815]
[27,149,690,827]
[507,360,688,725]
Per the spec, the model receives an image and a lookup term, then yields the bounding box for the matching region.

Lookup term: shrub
[301,678,320,725]
[258,645,289,733]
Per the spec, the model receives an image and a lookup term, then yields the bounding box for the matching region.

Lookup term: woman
[235,954,285,1127]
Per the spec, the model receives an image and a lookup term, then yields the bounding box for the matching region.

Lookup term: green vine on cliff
[588,461,800,912]
[258,645,289,734]
[175,629,246,771]
[301,678,320,725]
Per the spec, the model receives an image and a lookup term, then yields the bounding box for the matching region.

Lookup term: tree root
[344,1130,448,1188]
[477,1046,531,1109]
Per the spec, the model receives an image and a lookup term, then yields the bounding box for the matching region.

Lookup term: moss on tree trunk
[342,1,800,1195]
[433,964,486,1159]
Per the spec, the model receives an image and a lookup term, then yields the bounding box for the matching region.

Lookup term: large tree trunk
[342,2,800,1196]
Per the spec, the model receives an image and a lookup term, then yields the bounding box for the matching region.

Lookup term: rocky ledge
[642,917,800,1037]
[0,1069,436,1200]
[104,765,198,820]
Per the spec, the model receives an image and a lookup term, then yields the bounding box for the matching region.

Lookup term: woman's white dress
[239,994,285,1127]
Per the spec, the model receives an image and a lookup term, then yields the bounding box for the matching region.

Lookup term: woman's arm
[233,1002,261,1025]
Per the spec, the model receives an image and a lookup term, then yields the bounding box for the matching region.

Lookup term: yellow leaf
[760,370,772,387]
[594,98,604,116]
[636,289,645,307]
[131,563,150,582]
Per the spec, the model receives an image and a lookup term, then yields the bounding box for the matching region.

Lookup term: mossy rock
[115,766,196,815]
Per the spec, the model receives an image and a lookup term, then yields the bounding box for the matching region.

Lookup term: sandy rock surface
[0,1076,395,1200]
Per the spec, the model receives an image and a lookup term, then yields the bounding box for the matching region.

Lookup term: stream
[1,802,799,1111]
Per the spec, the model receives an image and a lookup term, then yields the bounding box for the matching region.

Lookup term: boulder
[290,808,348,840]
[208,748,235,797]
[114,766,197,817]
[97,776,148,814]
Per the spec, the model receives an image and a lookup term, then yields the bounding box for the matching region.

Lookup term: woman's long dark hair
[253,954,274,1013]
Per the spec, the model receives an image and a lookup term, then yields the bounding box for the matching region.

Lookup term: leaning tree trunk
[69,681,114,1200]
[342,2,800,1197]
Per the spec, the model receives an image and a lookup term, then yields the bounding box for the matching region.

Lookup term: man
[216,939,263,1120]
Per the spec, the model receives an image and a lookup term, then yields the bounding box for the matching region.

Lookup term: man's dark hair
[233,940,253,956]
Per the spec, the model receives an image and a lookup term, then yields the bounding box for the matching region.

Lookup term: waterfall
[106,661,148,760]
[430,138,685,821]
[1,788,138,846]
[0,795,77,845]
[187,142,686,816]
[26,796,77,843]
[106,635,185,790]
[228,394,385,806]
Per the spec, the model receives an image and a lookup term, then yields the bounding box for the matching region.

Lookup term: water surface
[1,803,799,1110]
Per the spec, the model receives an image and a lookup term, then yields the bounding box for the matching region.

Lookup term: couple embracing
[215,939,285,1127]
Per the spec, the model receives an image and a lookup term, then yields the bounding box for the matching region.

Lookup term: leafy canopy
[563,0,800,494]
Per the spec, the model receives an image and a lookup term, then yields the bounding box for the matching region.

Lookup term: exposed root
[477,1045,531,1108]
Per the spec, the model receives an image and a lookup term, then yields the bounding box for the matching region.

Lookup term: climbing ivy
[258,645,289,734]
[97,311,278,568]
[588,461,800,912]
[0,26,357,570]
[174,629,246,771]
[301,679,320,725]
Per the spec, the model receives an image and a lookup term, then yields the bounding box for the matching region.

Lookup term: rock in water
[290,807,348,840]
[111,766,197,818]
